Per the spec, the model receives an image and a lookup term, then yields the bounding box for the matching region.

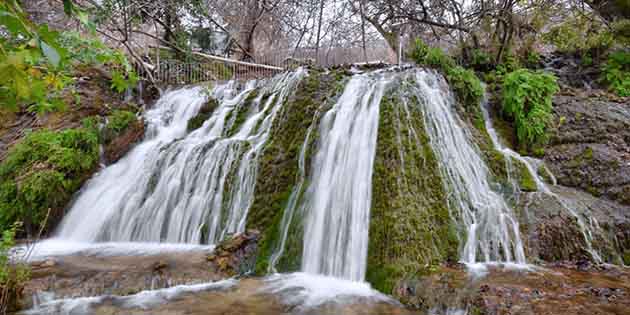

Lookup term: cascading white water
[300,71,389,281]
[55,70,305,245]
[409,70,526,265]
[480,101,603,263]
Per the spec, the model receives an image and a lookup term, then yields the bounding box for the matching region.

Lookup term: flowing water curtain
[299,71,390,281]
[56,70,306,244]
[409,70,526,264]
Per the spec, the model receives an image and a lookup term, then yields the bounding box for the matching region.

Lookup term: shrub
[502,69,559,149]
[446,66,484,109]
[601,51,630,97]
[470,49,493,70]
[409,39,483,109]
[0,128,99,233]
[0,224,29,313]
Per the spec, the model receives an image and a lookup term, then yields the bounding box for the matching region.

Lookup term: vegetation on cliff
[0,2,136,114]
[501,69,559,150]
[409,39,483,111]
[0,127,99,235]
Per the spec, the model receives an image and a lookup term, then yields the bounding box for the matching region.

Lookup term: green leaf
[40,40,61,67]
[0,10,28,36]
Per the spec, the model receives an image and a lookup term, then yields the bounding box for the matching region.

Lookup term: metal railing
[137,41,397,85]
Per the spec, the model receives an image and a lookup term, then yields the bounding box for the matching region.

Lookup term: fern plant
[602,51,630,97]
[502,69,559,149]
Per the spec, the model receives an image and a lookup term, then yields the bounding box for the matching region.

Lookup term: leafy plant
[0,1,137,113]
[470,49,493,70]
[446,66,484,109]
[543,15,614,54]
[409,39,483,109]
[601,51,630,97]
[502,69,559,149]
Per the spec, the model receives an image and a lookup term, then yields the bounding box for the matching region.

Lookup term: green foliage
[409,39,483,109]
[612,19,630,46]
[445,66,484,109]
[409,39,455,70]
[470,49,493,70]
[502,69,559,148]
[601,51,630,97]
[0,1,137,113]
[0,128,99,233]
[107,110,137,133]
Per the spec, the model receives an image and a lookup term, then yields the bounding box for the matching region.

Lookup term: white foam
[16,238,214,262]
[24,279,237,314]
[264,272,396,310]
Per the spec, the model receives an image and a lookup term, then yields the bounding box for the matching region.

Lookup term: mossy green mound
[367,84,459,294]
[0,128,99,235]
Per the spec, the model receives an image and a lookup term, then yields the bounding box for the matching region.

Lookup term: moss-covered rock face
[367,81,459,294]
[0,128,99,235]
[248,70,342,274]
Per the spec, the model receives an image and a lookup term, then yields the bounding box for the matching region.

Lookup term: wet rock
[545,94,630,206]
[398,264,630,315]
[207,230,260,276]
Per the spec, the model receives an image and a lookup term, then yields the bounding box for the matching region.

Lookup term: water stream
[300,71,389,281]
[409,70,527,266]
[480,100,603,263]
[22,67,609,314]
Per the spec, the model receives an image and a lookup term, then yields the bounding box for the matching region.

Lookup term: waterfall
[409,70,526,265]
[56,70,305,245]
[299,72,389,281]
[480,99,603,263]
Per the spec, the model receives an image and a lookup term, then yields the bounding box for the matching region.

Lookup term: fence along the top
[254,42,397,68]
[139,41,396,84]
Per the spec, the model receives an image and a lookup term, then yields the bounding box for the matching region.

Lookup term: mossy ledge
[367,82,459,295]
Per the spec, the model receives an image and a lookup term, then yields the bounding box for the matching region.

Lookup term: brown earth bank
[0,67,141,162]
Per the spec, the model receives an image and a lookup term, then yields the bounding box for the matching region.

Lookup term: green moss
[107,110,136,133]
[0,128,99,234]
[187,98,219,132]
[513,158,537,192]
[367,85,459,294]
[226,90,258,137]
[537,164,554,184]
[102,110,140,144]
[583,147,594,160]
[623,250,630,266]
